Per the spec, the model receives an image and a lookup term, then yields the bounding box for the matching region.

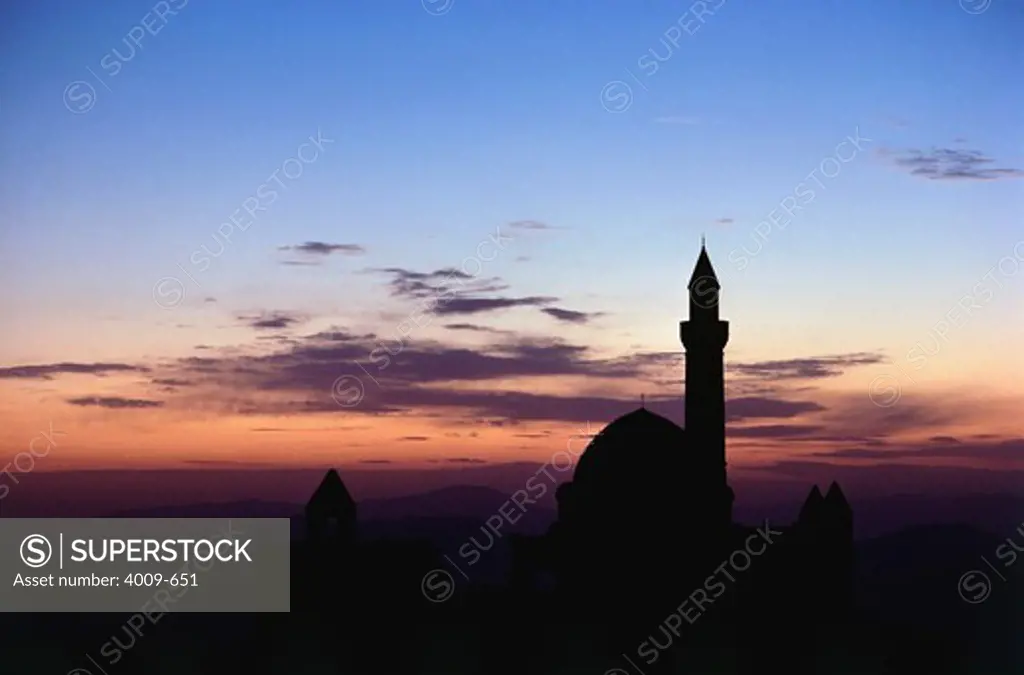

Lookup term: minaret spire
[680,241,732,526]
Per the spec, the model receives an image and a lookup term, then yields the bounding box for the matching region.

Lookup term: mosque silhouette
[290,243,855,671]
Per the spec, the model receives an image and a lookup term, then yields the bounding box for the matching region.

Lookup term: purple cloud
[67,397,164,409]
[0,363,149,380]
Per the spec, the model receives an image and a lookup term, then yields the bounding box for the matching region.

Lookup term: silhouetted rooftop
[306,468,356,516]
[800,485,825,521]
[824,481,852,516]
[688,242,719,288]
[573,407,686,483]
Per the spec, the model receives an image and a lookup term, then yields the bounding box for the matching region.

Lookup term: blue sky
[0,1,1021,470]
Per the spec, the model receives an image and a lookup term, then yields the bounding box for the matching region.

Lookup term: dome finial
[641,392,646,408]
[701,232,706,249]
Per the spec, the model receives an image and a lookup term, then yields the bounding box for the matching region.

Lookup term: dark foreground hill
[2,520,1022,673]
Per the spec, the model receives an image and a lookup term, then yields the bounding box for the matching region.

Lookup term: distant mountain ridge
[110,484,552,521]
[107,487,1024,542]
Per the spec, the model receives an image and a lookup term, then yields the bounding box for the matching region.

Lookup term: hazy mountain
[107,489,1023,542]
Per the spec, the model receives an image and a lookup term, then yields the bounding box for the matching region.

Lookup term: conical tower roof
[799,485,824,521]
[688,242,719,288]
[306,468,356,515]
[824,481,851,515]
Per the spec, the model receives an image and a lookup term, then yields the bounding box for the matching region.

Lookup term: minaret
[680,240,732,523]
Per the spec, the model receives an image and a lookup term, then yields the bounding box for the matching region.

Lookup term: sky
[0,0,1021,498]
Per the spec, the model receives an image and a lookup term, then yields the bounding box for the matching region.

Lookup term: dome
[573,407,687,484]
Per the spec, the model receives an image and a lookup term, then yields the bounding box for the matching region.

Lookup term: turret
[305,468,357,543]
[819,481,854,618]
[822,481,853,531]
[799,485,825,525]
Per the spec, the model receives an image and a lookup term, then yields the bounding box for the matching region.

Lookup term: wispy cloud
[541,307,605,324]
[67,396,164,409]
[728,424,824,438]
[654,116,701,125]
[278,241,366,266]
[881,146,1024,181]
[278,242,366,255]
[151,378,193,387]
[444,323,511,334]
[811,438,1024,462]
[369,266,553,316]
[436,296,557,316]
[731,353,884,380]
[370,267,506,299]
[238,311,307,331]
[0,362,149,380]
[508,221,559,230]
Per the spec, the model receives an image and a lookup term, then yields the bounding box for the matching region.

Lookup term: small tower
[798,485,825,526]
[305,468,357,544]
[679,240,732,524]
[822,481,853,530]
[819,481,854,617]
